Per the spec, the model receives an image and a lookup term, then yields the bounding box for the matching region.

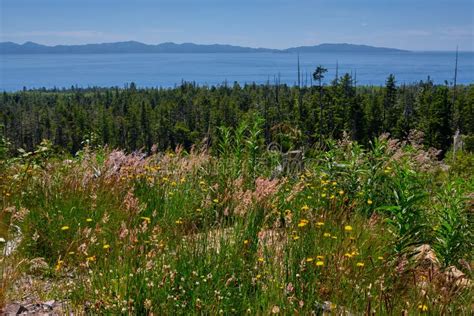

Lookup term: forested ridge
[1,73,473,155]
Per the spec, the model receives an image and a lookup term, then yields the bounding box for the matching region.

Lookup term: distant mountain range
[0,41,409,54]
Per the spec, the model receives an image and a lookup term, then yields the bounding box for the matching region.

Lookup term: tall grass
[0,131,472,314]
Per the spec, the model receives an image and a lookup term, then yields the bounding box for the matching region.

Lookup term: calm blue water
[1,52,473,91]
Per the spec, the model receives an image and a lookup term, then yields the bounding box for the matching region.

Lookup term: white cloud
[3,30,105,38]
[401,30,432,36]
[441,26,473,38]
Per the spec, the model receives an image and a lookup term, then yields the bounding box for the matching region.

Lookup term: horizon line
[2,40,472,53]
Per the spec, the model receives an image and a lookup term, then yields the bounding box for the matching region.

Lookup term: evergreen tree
[313,65,328,144]
[383,74,397,132]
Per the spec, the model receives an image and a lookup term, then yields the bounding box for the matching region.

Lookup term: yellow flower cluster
[297,219,309,228]
[418,304,428,312]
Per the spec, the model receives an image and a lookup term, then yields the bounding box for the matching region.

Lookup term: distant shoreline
[1,41,411,54]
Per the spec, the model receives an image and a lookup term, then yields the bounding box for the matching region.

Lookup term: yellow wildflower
[367,199,373,205]
[141,216,151,223]
[316,222,325,226]
[316,255,324,260]
[321,193,327,198]
[86,256,96,262]
[339,190,344,195]
[61,226,69,231]
[103,244,110,249]
[258,257,264,263]
[301,205,310,211]
[293,235,300,240]
[55,259,63,272]
[298,219,309,228]
[323,232,331,237]
[356,262,365,267]
[378,256,384,260]
[344,253,353,258]
[86,218,93,222]
[213,198,219,203]
[316,261,324,266]
[243,239,249,245]
[418,304,428,312]
[344,225,353,232]
[306,257,314,262]
[175,219,183,224]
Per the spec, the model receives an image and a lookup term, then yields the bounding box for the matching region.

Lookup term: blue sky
[1,0,473,51]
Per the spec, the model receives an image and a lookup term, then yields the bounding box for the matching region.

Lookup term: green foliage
[312,65,328,84]
[378,168,428,254]
[431,181,473,267]
[1,100,473,313]
[464,135,474,152]
[445,150,474,178]
[0,124,10,165]
[1,80,472,155]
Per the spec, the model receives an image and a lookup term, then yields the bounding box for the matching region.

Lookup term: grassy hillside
[1,124,472,314]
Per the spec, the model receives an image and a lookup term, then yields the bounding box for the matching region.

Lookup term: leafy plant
[377,167,428,254]
[431,181,473,267]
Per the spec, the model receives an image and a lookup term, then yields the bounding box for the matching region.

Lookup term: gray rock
[43,300,56,309]
[2,303,29,315]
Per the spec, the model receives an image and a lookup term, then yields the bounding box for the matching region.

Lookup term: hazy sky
[1,0,473,51]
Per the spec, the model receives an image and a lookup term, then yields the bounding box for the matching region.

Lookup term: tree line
[1,73,473,156]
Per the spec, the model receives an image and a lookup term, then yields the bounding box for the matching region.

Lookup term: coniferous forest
[2,73,473,156]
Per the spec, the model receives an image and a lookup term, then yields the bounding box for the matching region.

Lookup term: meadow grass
[1,131,473,314]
